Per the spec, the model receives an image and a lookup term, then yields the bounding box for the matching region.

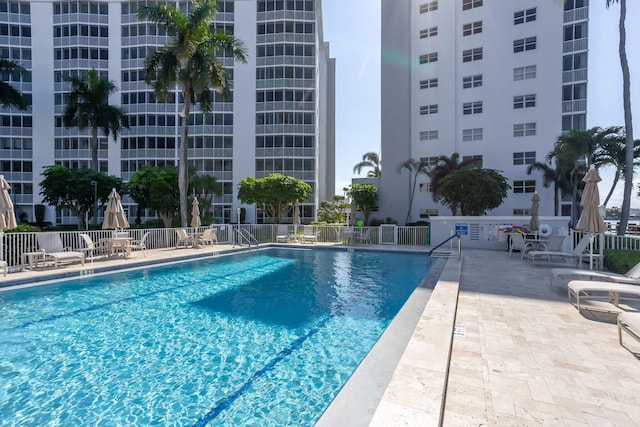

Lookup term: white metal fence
[0,225,431,269]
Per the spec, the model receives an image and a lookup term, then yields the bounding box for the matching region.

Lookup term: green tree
[237,174,312,223]
[191,174,223,220]
[434,166,510,216]
[346,183,378,225]
[127,166,180,227]
[353,152,381,177]
[526,161,573,216]
[428,153,477,203]
[317,196,350,224]
[397,158,429,225]
[606,0,634,236]
[39,165,124,230]
[63,69,129,171]
[0,58,28,110]
[592,127,640,206]
[139,1,248,227]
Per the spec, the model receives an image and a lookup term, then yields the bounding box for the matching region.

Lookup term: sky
[321,0,640,208]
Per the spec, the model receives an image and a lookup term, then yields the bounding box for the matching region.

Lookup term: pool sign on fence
[455,223,468,236]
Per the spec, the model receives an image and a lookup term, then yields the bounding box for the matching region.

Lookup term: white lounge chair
[618,312,640,352]
[551,261,640,287]
[508,233,530,259]
[79,233,106,260]
[130,231,149,256]
[568,280,640,313]
[200,228,217,246]
[36,232,85,268]
[276,225,290,243]
[527,234,592,266]
[301,225,318,244]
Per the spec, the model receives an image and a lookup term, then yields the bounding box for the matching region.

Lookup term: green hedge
[603,249,640,274]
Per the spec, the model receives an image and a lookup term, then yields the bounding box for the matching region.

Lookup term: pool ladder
[234,228,259,250]
[427,233,462,266]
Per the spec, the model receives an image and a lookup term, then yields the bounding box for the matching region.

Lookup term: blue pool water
[0,248,429,426]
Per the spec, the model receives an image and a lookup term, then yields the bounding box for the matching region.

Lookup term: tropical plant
[353,152,381,177]
[191,174,223,219]
[526,161,573,216]
[317,196,350,224]
[127,166,180,227]
[592,127,640,206]
[39,165,124,230]
[434,166,510,216]
[237,174,312,224]
[63,69,129,171]
[346,183,378,225]
[397,158,429,225]
[605,0,634,235]
[0,58,28,110]
[138,0,248,227]
[428,153,477,203]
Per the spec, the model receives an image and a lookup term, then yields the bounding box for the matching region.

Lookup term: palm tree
[592,126,640,206]
[526,161,573,216]
[0,58,28,110]
[606,0,634,236]
[428,153,477,215]
[138,1,248,227]
[63,69,128,171]
[191,174,222,219]
[353,152,381,177]
[397,158,429,224]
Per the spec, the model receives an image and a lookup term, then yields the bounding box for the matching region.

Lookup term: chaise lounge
[527,234,595,267]
[551,261,640,287]
[36,232,85,268]
[618,312,640,352]
[567,279,640,313]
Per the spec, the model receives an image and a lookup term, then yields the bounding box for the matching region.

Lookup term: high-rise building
[380,0,588,224]
[1,0,334,226]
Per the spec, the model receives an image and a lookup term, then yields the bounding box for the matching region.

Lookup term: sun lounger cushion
[568,280,640,312]
[45,251,85,268]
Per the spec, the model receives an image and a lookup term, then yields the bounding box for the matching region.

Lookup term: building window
[420,78,438,89]
[462,74,482,88]
[462,21,482,36]
[463,155,483,167]
[564,0,587,11]
[563,83,587,101]
[563,52,587,71]
[513,65,536,81]
[463,101,483,115]
[462,48,483,62]
[562,114,586,132]
[514,8,536,25]
[420,156,439,167]
[513,180,536,193]
[564,22,587,41]
[419,183,432,192]
[420,26,438,39]
[419,52,438,64]
[462,128,483,141]
[419,208,439,218]
[419,1,438,13]
[462,0,482,11]
[513,122,536,137]
[513,151,536,165]
[514,94,536,109]
[514,37,537,53]
[419,130,439,141]
[513,208,531,216]
[420,104,438,115]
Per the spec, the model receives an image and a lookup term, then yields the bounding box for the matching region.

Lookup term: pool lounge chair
[551,261,640,287]
[527,234,592,266]
[618,312,640,352]
[276,225,290,243]
[36,232,85,268]
[301,225,318,244]
[568,280,640,313]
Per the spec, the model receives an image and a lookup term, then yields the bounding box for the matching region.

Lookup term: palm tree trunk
[406,174,418,224]
[91,126,99,171]
[603,169,621,207]
[618,0,634,236]
[179,93,190,227]
[553,184,559,216]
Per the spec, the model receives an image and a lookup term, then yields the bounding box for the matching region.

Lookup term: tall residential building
[0,0,334,226]
[380,0,588,224]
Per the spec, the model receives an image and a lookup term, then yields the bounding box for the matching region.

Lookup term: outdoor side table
[22,250,46,270]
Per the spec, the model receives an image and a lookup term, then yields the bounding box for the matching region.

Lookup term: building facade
[380,0,588,224]
[0,0,335,226]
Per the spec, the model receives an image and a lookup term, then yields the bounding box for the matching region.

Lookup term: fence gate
[379,224,397,245]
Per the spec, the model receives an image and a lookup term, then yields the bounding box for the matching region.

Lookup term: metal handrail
[427,233,462,259]
[234,228,259,248]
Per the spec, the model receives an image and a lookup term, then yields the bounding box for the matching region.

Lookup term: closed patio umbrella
[576,166,605,270]
[191,197,201,228]
[0,175,17,230]
[529,192,540,232]
[293,200,301,242]
[102,188,130,230]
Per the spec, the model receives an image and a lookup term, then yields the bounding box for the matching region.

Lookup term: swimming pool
[0,248,429,426]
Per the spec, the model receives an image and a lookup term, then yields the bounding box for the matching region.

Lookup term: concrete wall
[430,216,571,250]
